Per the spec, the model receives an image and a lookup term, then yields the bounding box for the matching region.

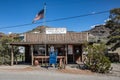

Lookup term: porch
[10,32,88,66]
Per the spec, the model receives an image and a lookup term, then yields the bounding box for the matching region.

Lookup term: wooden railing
[33,56,66,68]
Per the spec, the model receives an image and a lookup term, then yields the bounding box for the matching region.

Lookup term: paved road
[0,70,119,80]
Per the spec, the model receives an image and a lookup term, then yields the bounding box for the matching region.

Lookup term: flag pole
[43,3,46,25]
[43,3,47,67]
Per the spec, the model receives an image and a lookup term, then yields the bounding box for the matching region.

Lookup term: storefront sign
[68,45,73,54]
[46,28,67,34]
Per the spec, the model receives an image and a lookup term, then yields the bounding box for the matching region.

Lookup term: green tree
[0,36,13,64]
[0,35,20,65]
[105,8,120,50]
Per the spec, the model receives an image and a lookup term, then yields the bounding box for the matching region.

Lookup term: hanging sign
[46,28,67,34]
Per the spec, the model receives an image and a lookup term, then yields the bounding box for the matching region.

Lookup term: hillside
[86,25,111,42]
[87,25,110,36]
[26,25,49,33]
[0,32,5,37]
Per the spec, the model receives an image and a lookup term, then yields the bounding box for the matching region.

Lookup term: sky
[0,0,120,34]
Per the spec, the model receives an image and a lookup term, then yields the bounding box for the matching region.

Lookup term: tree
[0,35,20,65]
[0,36,13,64]
[105,8,120,50]
[84,43,111,73]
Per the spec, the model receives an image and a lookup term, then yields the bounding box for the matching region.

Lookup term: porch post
[65,45,68,64]
[11,45,14,66]
[81,44,84,62]
[31,45,34,66]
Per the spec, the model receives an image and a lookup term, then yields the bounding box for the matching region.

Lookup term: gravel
[0,63,119,80]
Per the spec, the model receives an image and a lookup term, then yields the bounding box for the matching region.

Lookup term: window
[34,45,45,55]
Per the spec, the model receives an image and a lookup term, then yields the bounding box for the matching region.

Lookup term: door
[73,45,82,63]
[67,45,74,63]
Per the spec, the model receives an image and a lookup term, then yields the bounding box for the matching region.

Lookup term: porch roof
[10,32,88,45]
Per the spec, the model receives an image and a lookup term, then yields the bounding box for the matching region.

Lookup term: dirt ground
[57,69,93,75]
[0,63,119,80]
[0,66,93,75]
[0,63,119,76]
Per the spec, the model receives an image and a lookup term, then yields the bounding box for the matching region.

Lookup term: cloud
[104,18,111,22]
[90,25,95,28]
[8,32,12,34]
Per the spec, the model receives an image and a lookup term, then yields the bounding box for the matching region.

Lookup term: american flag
[33,9,44,23]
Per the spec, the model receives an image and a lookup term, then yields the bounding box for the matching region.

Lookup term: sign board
[46,28,67,34]
[68,45,73,54]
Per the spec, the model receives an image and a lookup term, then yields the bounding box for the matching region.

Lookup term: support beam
[81,44,84,62]
[11,46,14,66]
[65,45,68,64]
[31,45,34,66]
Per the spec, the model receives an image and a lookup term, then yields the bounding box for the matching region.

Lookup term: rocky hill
[26,25,49,33]
[86,25,111,42]
[88,25,110,36]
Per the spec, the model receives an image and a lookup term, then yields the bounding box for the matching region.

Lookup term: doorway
[73,45,82,63]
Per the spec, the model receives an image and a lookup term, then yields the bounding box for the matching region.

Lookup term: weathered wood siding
[25,32,88,44]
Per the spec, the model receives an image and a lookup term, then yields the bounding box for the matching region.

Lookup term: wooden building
[10,31,88,66]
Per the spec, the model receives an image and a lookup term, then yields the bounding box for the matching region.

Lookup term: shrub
[85,43,111,73]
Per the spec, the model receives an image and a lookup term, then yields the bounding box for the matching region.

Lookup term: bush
[86,53,111,73]
[84,43,111,73]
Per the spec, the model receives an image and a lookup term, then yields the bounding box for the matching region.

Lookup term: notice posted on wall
[68,45,73,54]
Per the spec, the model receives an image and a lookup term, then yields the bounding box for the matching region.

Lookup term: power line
[0,10,109,30]
[46,10,109,22]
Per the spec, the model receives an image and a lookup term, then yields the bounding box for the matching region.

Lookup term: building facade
[10,31,88,66]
